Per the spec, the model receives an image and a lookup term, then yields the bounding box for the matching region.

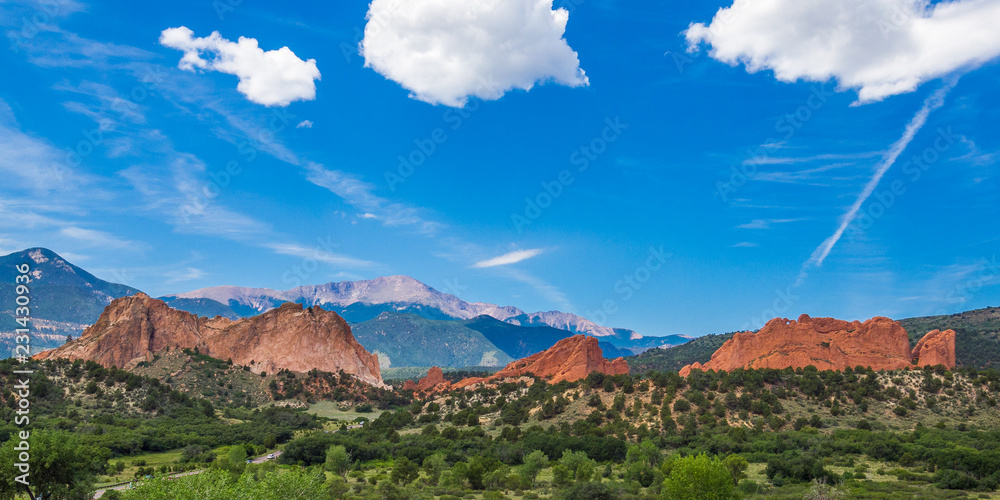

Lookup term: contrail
[806,77,959,269]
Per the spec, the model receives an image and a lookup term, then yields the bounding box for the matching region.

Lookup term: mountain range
[349,312,633,369]
[0,248,140,355]
[0,248,682,364]
[161,276,690,352]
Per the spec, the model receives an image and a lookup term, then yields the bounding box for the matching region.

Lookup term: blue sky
[1,0,998,337]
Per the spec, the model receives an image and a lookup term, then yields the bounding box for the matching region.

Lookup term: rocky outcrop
[679,314,957,376]
[403,366,450,393]
[451,335,629,389]
[34,293,385,387]
[911,329,957,368]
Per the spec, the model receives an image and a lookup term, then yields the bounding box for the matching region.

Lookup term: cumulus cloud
[360,0,589,107]
[685,0,1000,103]
[159,27,321,107]
[473,249,544,268]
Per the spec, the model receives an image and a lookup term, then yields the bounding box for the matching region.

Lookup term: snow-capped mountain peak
[167,275,624,338]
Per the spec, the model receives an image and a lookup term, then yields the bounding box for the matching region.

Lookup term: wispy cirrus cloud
[807,79,957,269]
[165,267,208,284]
[743,152,882,166]
[737,218,807,230]
[59,226,147,251]
[473,248,545,268]
[305,163,444,235]
[752,163,864,186]
[262,242,377,269]
[497,267,573,311]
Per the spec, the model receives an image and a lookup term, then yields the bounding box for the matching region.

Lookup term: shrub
[673,399,691,413]
[661,454,740,500]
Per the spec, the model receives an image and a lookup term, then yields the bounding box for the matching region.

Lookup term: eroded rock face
[679,314,957,375]
[34,294,385,387]
[403,366,450,393]
[451,335,629,389]
[911,329,957,368]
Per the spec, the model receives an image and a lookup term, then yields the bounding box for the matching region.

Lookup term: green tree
[625,440,663,487]
[0,430,107,500]
[324,445,351,479]
[390,457,420,485]
[223,445,247,473]
[422,453,447,485]
[552,464,573,488]
[722,454,748,486]
[522,450,549,485]
[660,454,740,500]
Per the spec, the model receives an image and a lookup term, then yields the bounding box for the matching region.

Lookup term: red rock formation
[680,314,958,375]
[403,366,451,393]
[911,329,956,368]
[451,335,628,389]
[35,293,385,387]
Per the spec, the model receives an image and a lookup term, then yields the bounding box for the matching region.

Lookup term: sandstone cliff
[403,366,450,393]
[911,329,957,368]
[35,293,385,387]
[679,315,956,376]
[450,335,628,390]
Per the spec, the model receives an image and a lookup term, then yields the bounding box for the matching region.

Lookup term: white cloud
[0,107,91,194]
[263,242,377,269]
[737,218,806,230]
[360,0,589,107]
[159,27,321,107]
[305,163,444,234]
[165,267,208,283]
[296,120,313,128]
[686,0,1000,103]
[807,79,956,267]
[59,226,146,251]
[473,249,545,268]
[499,267,573,311]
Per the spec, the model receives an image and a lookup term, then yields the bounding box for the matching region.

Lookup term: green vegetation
[6,343,1000,498]
[0,430,105,500]
[108,468,334,499]
[381,366,501,384]
[900,306,1000,369]
[352,312,514,368]
[627,333,735,374]
[630,307,1000,374]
